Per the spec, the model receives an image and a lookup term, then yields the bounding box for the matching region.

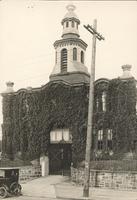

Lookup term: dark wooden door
[49,144,72,175]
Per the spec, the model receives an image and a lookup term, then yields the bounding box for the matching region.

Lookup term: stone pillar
[40,155,49,176]
[120,64,133,79]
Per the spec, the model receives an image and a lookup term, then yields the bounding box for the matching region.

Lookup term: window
[96,98,99,111]
[0,170,4,178]
[81,51,84,64]
[76,23,78,29]
[102,91,106,112]
[72,21,74,28]
[97,130,103,150]
[50,129,72,143]
[61,48,67,73]
[66,21,69,27]
[107,129,113,150]
[73,48,77,61]
[55,51,57,64]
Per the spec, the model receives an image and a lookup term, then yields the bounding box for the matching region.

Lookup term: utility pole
[83,19,105,198]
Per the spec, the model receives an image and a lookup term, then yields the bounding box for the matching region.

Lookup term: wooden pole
[83,19,97,198]
[83,19,104,198]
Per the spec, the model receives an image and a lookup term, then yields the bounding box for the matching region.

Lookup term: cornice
[61,17,80,25]
[54,38,88,50]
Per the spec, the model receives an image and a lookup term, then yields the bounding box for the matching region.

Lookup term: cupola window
[55,51,57,64]
[81,51,84,64]
[72,21,74,28]
[73,48,77,61]
[61,48,67,73]
[66,21,69,27]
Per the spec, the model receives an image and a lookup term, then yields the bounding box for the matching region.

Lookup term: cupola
[61,4,80,39]
[49,4,90,85]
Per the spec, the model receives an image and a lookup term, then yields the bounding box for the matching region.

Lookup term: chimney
[5,81,14,93]
[120,64,133,79]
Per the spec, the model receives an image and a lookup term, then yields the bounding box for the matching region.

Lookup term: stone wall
[71,167,137,190]
[19,165,41,182]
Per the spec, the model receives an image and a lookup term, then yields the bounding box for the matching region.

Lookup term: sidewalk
[54,181,137,200]
[22,175,67,199]
[17,176,137,200]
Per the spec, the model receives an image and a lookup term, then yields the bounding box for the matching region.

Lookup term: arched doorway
[49,129,72,175]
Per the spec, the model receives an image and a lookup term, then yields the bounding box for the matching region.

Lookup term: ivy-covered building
[1,4,137,174]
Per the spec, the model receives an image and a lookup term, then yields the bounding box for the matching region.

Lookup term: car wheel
[0,187,8,198]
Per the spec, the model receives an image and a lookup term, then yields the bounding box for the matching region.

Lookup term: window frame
[66,21,69,28]
[102,91,106,112]
[97,130,103,150]
[81,51,84,64]
[61,48,67,73]
[107,129,113,150]
[73,47,77,61]
[72,21,74,28]
[50,129,72,143]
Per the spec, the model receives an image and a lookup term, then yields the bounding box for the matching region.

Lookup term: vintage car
[0,168,21,198]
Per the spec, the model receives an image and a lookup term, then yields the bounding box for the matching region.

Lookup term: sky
[0,0,137,139]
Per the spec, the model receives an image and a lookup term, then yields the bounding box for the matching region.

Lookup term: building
[1,4,137,175]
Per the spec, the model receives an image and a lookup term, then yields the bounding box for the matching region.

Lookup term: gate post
[40,155,49,176]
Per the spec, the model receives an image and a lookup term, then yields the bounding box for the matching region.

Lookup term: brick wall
[19,165,41,182]
[71,167,137,190]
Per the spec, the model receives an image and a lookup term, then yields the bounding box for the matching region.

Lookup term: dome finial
[66,4,76,12]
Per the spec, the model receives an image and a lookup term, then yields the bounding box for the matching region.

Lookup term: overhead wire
[2,48,89,83]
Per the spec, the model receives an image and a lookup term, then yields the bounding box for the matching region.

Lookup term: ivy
[2,77,137,164]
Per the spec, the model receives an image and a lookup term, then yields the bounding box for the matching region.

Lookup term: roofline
[95,78,110,85]
[2,79,89,96]
[1,77,113,96]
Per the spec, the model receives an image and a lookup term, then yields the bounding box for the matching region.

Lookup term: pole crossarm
[84,24,105,41]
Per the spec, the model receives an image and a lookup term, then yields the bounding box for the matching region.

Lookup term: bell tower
[50,4,90,84]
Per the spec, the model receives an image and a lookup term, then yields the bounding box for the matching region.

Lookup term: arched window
[72,21,74,28]
[81,51,84,64]
[66,21,69,27]
[102,91,106,112]
[73,48,77,61]
[61,48,67,73]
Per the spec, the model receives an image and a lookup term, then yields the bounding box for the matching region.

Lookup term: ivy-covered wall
[2,82,89,165]
[1,77,137,164]
[93,77,137,160]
